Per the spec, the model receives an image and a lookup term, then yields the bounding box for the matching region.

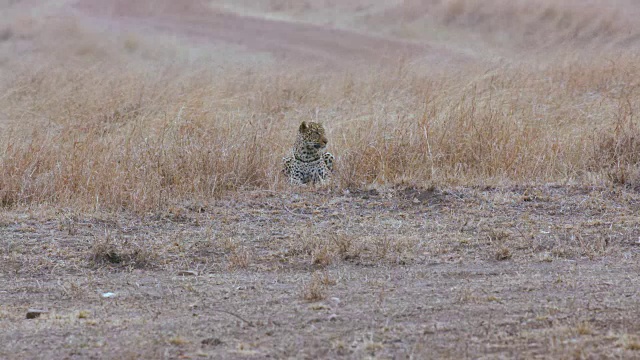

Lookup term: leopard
[283,121,334,185]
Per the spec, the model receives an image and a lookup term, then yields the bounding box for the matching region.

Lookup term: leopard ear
[299,121,308,132]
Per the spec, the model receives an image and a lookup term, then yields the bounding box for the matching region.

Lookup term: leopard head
[294,121,328,162]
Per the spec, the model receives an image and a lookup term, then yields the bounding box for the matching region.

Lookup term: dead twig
[210,308,255,327]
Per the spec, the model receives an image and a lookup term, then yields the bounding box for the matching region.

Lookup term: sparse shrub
[228,247,252,270]
[301,272,329,302]
[311,243,333,267]
[88,234,159,269]
[318,272,336,286]
[331,233,358,261]
[576,321,594,336]
[495,246,512,261]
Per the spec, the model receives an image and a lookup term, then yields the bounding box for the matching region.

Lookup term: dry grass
[619,334,640,351]
[376,0,640,54]
[227,247,253,270]
[575,320,595,336]
[1,55,639,212]
[88,232,160,269]
[301,271,331,302]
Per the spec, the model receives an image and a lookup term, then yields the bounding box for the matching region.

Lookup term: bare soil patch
[2,185,640,358]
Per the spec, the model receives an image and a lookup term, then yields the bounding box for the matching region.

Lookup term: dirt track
[71,0,466,67]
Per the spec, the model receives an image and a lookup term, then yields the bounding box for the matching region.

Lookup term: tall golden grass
[1,53,638,212]
[1,0,640,212]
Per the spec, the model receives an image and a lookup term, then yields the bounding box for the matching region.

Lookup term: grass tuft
[302,272,330,302]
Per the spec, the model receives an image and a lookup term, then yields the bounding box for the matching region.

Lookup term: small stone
[101,292,117,298]
[328,314,338,321]
[177,270,198,276]
[26,309,48,319]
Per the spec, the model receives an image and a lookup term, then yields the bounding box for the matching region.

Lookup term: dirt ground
[2,185,640,359]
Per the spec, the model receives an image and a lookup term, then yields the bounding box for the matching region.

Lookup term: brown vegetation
[1,55,639,211]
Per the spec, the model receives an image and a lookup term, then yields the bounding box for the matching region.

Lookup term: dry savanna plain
[1,0,640,358]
